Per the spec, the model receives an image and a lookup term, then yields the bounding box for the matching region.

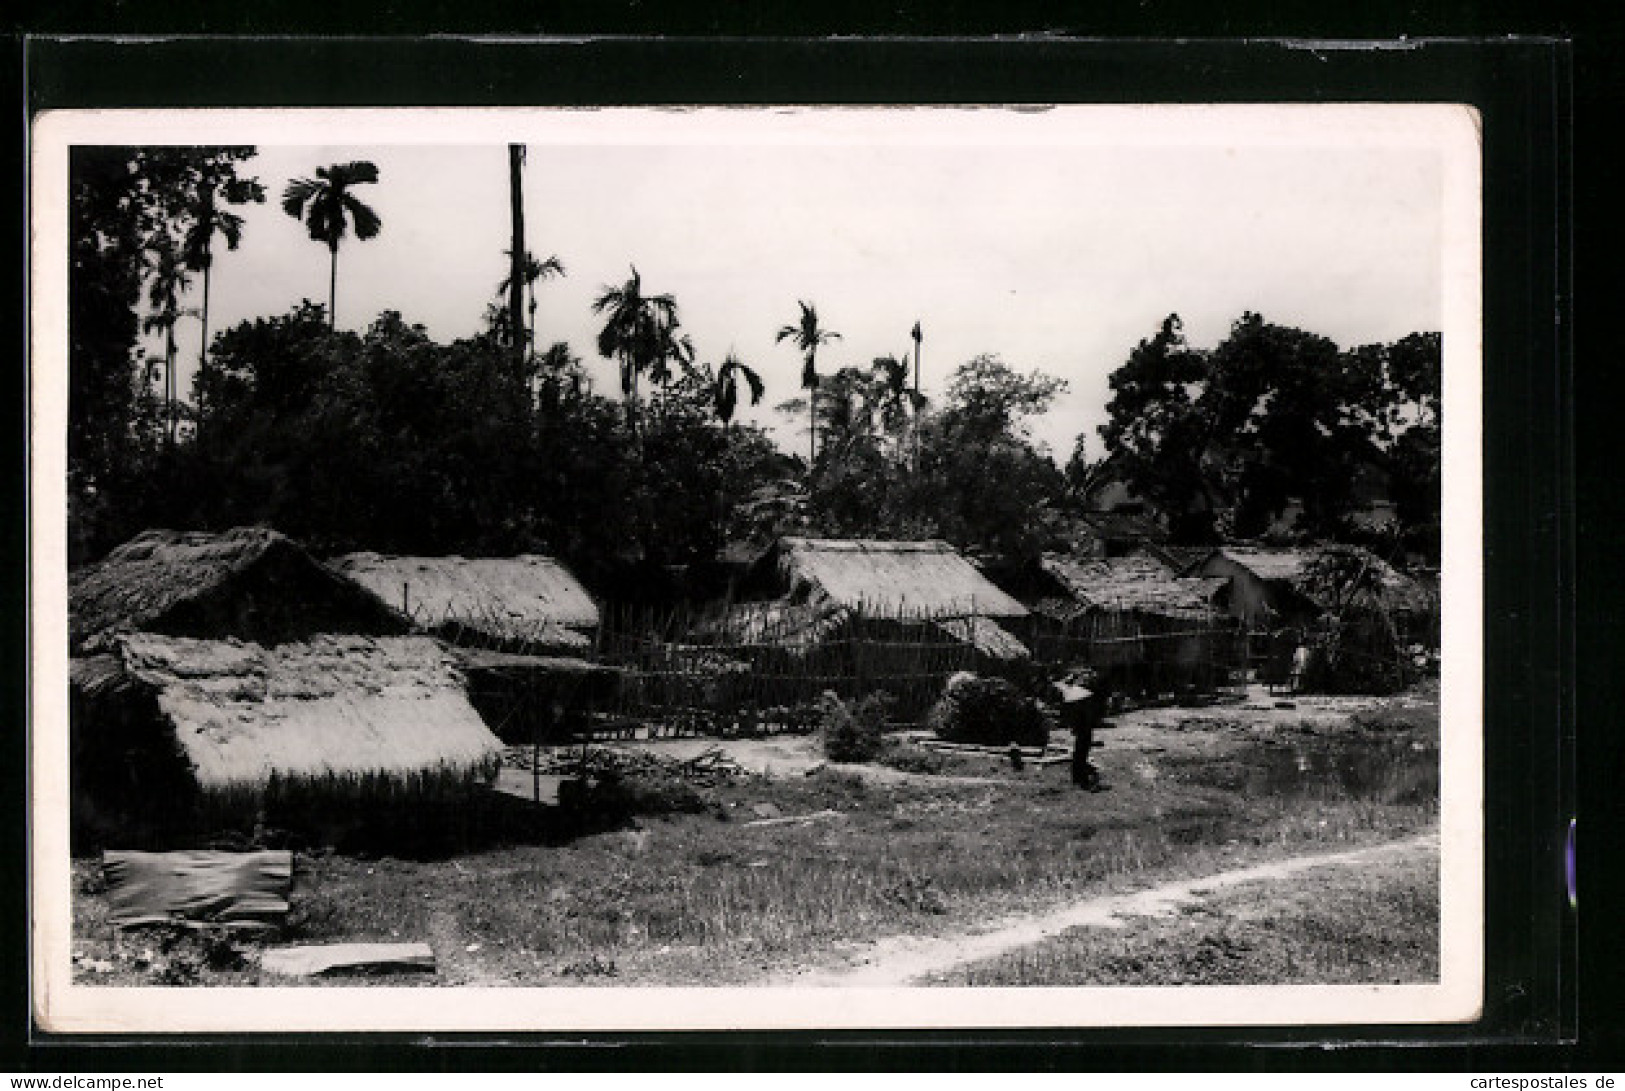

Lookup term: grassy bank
[925,842,1440,987]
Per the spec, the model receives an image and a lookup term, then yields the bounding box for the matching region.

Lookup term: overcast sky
[129,107,1453,460]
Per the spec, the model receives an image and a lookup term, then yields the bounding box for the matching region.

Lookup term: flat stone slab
[260,942,436,977]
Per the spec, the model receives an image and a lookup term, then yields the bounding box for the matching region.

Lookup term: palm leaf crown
[775,300,840,391]
[282,161,382,251]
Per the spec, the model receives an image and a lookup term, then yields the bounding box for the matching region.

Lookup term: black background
[5,11,1611,1074]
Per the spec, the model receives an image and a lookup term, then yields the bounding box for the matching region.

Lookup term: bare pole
[911,320,923,471]
[508,144,528,376]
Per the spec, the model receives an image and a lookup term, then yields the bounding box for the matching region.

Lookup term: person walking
[1055,669,1105,790]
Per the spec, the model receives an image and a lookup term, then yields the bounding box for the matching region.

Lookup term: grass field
[69,683,1440,988]
[925,843,1440,987]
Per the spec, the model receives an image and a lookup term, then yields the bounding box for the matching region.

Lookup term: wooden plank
[743,808,844,828]
[260,942,436,977]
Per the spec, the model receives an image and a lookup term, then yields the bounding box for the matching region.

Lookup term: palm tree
[775,301,841,468]
[180,176,264,376]
[713,351,765,428]
[592,265,679,431]
[142,242,194,447]
[910,320,924,468]
[870,352,911,462]
[497,250,566,362]
[280,161,382,329]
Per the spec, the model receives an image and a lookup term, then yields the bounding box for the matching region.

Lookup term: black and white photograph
[29,105,1483,1032]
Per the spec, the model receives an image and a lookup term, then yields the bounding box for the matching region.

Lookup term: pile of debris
[504,744,748,786]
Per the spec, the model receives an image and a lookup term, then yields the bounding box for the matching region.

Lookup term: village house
[699,537,1032,716]
[1012,552,1239,697]
[326,552,618,743]
[1189,543,1438,686]
[70,633,504,845]
[327,552,601,654]
[69,526,409,654]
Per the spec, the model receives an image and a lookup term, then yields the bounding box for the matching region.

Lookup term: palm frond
[343,194,382,240]
[330,160,381,186]
[216,209,246,249]
[281,177,321,218]
[741,363,765,406]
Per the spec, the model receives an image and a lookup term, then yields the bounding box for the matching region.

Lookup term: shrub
[821,690,886,763]
[929,673,1048,747]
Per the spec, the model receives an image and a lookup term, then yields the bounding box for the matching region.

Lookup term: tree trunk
[508,144,527,376]
[199,260,211,371]
[912,336,922,471]
[328,245,338,330]
[165,323,177,448]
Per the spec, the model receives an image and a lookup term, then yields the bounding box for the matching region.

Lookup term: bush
[821,690,887,763]
[929,673,1048,748]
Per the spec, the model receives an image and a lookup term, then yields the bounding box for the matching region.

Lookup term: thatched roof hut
[69,527,409,654]
[1036,554,1228,621]
[71,633,503,842]
[1073,510,1170,556]
[769,537,1028,619]
[328,553,600,652]
[1191,545,1436,629]
[703,538,1032,690]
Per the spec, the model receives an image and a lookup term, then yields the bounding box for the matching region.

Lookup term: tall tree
[497,250,566,363]
[592,265,680,432]
[870,352,911,462]
[1099,312,1435,544]
[180,174,265,378]
[712,351,765,428]
[280,160,382,329]
[68,145,260,559]
[141,240,193,447]
[775,300,841,469]
[910,320,923,467]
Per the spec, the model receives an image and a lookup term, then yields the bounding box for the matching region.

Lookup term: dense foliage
[67,148,1442,578]
[68,146,264,561]
[929,674,1049,748]
[1097,313,1441,557]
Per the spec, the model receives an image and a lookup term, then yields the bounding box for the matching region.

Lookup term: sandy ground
[771,830,1440,987]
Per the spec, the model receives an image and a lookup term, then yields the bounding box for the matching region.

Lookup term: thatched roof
[773,537,1027,618]
[1209,545,1435,614]
[695,600,851,650]
[328,553,599,647]
[1076,510,1169,545]
[1133,543,1217,576]
[933,616,1031,660]
[87,633,502,791]
[1040,554,1226,618]
[69,527,408,653]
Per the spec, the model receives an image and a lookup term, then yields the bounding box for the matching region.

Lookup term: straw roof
[1040,554,1226,617]
[1208,545,1435,613]
[94,633,502,791]
[932,616,1031,660]
[1072,510,1169,548]
[773,538,1027,618]
[1134,543,1218,576]
[694,601,851,652]
[69,527,407,653]
[329,553,599,647]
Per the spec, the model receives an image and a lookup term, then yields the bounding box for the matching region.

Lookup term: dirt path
[772,831,1439,987]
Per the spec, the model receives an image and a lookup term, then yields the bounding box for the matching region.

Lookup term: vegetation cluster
[69,146,1442,587]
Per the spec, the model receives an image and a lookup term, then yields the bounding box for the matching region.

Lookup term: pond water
[1245,734,1439,804]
